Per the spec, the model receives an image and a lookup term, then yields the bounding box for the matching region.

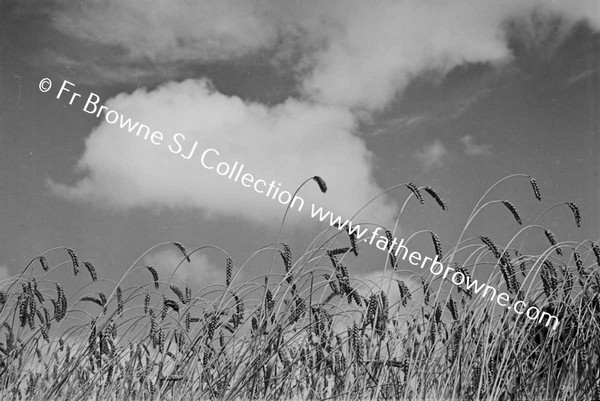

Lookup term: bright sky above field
[0,1,598,293]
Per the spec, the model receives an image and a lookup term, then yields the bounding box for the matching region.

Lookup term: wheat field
[0,175,598,400]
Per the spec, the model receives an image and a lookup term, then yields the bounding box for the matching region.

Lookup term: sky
[0,0,598,299]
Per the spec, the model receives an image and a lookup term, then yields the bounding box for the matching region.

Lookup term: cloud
[48,79,397,227]
[416,140,448,171]
[143,248,223,287]
[0,265,10,282]
[302,0,600,111]
[460,135,492,156]
[47,1,599,226]
[51,1,600,111]
[53,1,280,63]
[566,67,600,85]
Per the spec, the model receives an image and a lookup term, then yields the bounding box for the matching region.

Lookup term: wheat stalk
[385,230,398,268]
[38,256,49,272]
[225,257,233,287]
[544,230,562,256]
[590,241,600,267]
[145,266,160,289]
[430,232,443,259]
[529,176,542,201]
[406,182,424,204]
[83,261,97,282]
[397,280,412,307]
[67,248,79,276]
[565,202,581,228]
[116,286,123,316]
[423,186,447,210]
[170,285,186,304]
[480,236,501,259]
[501,201,522,225]
[312,176,328,193]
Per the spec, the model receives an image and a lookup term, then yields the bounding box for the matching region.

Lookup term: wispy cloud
[49,1,600,110]
[416,140,448,171]
[53,1,280,64]
[368,114,430,136]
[460,135,492,156]
[566,67,600,85]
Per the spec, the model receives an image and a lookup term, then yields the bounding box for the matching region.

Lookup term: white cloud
[143,248,223,287]
[302,0,600,111]
[416,140,448,171]
[48,79,397,227]
[460,135,492,156]
[52,0,600,111]
[53,1,280,63]
[48,0,600,226]
[0,265,10,282]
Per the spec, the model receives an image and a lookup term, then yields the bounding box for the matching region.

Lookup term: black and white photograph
[0,1,599,399]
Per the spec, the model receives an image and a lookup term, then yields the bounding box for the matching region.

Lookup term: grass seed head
[172,241,191,262]
[573,250,586,277]
[40,324,50,343]
[328,247,351,256]
[480,236,501,259]
[117,286,123,316]
[170,285,186,304]
[544,230,562,255]
[365,293,378,327]
[347,229,359,255]
[144,292,150,314]
[81,295,104,307]
[39,256,49,272]
[447,298,458,320]
[84,261,97,282]
[434,303,442,324]
[67,248,79,276]
[397,280,412,306]
[430,232,443,259]
[529,176,542,201]
[501,200,522,225]
[591,241,600,267]
[226,257,233,287]
[541,261,558,300]
[185,285,191,304]
[422,279,431,305]
[407,182,424,204]
[499,254,517,293]
[566,202,581,228]
[280,244,292,275]
[423,186,447,210]
[312,175,328,193]
[98,292,107,307]
[265,289,274,314]
[430,321,437,344]
[561,265,573,298]
[145,266,159,289]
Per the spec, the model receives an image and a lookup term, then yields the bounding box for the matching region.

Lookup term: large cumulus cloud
[48,79,397,226]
